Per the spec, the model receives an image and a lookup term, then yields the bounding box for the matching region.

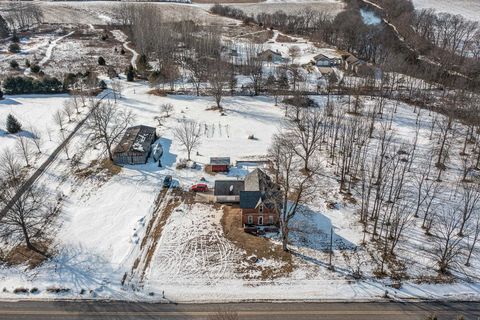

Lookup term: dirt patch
[221,206,293,279]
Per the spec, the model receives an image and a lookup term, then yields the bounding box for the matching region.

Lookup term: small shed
[214,180,245,203]
[112,125,157,165]
[209,157,231,172]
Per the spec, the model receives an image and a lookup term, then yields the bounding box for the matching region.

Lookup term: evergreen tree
[11,31,19,43]
[98,56,106,66]
[0,14,9,38]
[98,80,107,90]
[126,65,135,82]
[9,60,18,69]
[8,43,20,53]
[0,89,3,100]
[6,114,22,134]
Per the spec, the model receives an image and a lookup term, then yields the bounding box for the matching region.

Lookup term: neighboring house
[343,53,363,73]
[313,53,343,67]
[258,49,288,63]
[112,125,157,165]
[240,169,281,233]
[214,180,245,203]
[209,157,231,172]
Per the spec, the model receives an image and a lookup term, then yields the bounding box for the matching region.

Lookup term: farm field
[411,0,480,21]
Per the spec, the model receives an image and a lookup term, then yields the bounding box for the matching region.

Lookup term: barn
[209,157,231,172]
[112,125,157,165]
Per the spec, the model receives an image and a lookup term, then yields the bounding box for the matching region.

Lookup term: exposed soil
[221,205,293,280]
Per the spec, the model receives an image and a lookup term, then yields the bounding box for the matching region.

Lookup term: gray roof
[244,168,272,192]
[113,125,156,155]
[214,180,245,196]
[210,157,231,165]
[239,191,263,209]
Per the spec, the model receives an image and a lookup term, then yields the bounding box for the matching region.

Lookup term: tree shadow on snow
[43,245,128,299]
[289,205,356,253]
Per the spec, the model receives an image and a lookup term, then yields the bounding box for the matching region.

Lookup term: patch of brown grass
[5,243,50,269]
[241,29,274,44]
[147,88,170,96]
[75,158,121,179]
[221,206,293,280]
[276,34,297,43]
[140,192,183,280]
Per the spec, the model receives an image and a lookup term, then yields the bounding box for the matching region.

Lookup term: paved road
[0,301,478,320]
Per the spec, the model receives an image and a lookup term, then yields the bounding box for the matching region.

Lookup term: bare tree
[0,185,56,257]
[16,136,33,167]
[87,101,135,161]
[111,79,124,103]
[208,61,229,108]
[173,119,202,161]
[0,148,22,185]
[53,110,66,131]
[286,107,323,171]
[269,134,318,251]
[288,45,301,64]
[457,182,480,237]
[63,100,75,122]
[30,126,43,154]
[465,211,480,266]
[161,103,174,118]
[431,208,463,274]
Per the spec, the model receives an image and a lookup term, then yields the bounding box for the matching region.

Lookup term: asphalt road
[0,301,478,320]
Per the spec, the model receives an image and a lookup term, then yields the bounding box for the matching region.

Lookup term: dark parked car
[190,183,208,192]
[163,175,172,188]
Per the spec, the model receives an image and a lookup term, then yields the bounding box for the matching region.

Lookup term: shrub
[46,287,71,294]
[8,43,20,53]
[120,48,125,55]
[0,89,3,100]
[25,59,30,67]
[30,64,41,74]
[30,288,39,294]
[98,56,106,66]
[9,60,19,69]
[6,114,22,133]
[13,287,29,294]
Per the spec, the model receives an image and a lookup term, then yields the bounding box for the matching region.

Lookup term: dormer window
[259,204,264,213]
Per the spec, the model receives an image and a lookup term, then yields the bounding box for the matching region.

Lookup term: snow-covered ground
[0,94,81,165]
[1,77,479,302]
[412,0,480,21]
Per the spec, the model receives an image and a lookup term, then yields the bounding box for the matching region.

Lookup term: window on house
[258,216,264,225]
[269,216,274,224]
[259,204,264,213]
[247,216,253,224]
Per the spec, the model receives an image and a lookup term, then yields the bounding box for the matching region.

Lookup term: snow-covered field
[412,0,480,21]
[0,77,479,302]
